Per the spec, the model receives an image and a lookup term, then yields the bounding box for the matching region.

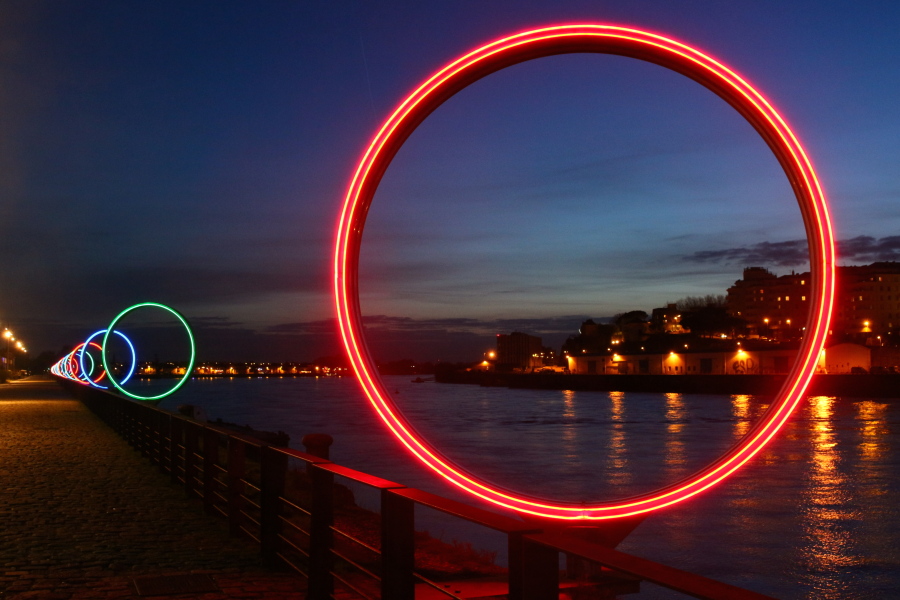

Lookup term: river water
[145,376,900,599]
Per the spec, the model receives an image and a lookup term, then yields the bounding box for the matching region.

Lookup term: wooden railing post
[259,446,287,566]
[111,394,122,434]
[144,405,154,457]
[152,409,164,469]
[381,490,415,600]
[169,417,181,485]
[123,401,134,447]
[307,463,334,600]
[130,402,140,449]
[184,422,199,497]
[134,403,145,453]
[202,428,219,515]
[135,403,146,456]
[509,534,559,600]
[227,437,246,536]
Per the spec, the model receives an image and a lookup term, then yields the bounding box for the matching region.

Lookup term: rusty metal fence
[59,378,777,600]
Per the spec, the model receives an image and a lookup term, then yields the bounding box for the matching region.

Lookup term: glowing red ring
[334,24,835,519]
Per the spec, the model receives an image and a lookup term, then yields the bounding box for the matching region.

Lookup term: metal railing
[60,378,777,600]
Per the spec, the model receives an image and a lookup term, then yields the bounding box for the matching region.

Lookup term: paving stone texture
[0,377,307,599]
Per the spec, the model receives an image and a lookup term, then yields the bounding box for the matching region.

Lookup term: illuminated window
[785,296,790,301]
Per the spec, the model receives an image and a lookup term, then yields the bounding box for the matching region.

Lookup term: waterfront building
[565,342,900,375]
[567,346,822,375]
[824,343,871,373]
[496,331,543,371]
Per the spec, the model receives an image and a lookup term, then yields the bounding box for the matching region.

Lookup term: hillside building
[726,262,900,340]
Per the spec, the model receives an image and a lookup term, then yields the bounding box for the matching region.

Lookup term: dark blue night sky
[2,1,899,361]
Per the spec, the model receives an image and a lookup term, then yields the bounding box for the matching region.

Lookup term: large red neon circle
[334,24,835,519]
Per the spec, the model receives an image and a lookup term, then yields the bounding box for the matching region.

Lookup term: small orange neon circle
[334,24,835,519]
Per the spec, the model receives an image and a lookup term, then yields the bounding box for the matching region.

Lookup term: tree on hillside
[675,295,726,311]
[613,310,649,327]
[681,305,747,337]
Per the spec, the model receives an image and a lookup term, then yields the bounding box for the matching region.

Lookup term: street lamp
[3,330,12,372]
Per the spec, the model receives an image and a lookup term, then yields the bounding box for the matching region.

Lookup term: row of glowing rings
[50,330,137,389]
[51,302,196,401]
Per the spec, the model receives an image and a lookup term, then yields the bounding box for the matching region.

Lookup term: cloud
[684,240,809,267]
[838,235,900,262]
[683,236,900,267]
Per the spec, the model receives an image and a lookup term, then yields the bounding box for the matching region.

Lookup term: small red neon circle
[334,24,835,519]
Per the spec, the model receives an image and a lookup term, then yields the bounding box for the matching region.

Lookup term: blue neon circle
[79,330,137,389]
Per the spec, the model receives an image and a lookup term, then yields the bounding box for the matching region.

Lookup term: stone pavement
[0,376,307,600]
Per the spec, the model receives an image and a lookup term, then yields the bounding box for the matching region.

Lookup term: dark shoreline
[435,371,900,398]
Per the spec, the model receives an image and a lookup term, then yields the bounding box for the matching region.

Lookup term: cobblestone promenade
[0,377,307,599]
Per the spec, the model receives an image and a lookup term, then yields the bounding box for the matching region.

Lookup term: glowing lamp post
[334,24,835,519]
[3,330,13,372]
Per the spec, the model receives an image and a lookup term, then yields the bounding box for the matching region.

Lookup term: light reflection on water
[795,396,857,598]
[664,392,687,475]
[608,391,630,487]
[153,377,900,599]
[732,394,753,437]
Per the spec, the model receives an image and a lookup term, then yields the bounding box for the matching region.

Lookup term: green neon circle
[102,302,196,401]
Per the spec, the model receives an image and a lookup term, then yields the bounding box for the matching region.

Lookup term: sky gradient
[2,1,899,361]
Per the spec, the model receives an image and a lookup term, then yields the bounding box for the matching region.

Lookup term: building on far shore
[566,343,898,375]
[727,262,900,341]
[650,304,687,334]
[496,332,544,371]
[726,267,808,337]
[567,346,808,375]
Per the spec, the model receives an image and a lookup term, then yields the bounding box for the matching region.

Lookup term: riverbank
[436,371,900,397]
